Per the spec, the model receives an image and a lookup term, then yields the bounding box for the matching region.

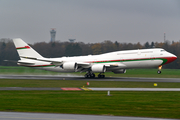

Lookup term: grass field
[0,91,180,119]
[0,66,180,119]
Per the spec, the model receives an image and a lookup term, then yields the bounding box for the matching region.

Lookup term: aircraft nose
[162,52,177,65]
[173,54,177,61]
[165,54,177,65]
[170,53,177,61]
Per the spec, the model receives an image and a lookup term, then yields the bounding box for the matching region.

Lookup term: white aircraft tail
[13,38,43,59]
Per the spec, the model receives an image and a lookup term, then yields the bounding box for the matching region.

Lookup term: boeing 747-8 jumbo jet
[11,38,177,78]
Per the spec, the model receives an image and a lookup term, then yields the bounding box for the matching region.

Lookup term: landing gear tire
[91,73,95,78]
[98,74,105,78]
[85,73,95,78]
[84,74,88,78]
[98,75,101,78]
[157,70,161,74]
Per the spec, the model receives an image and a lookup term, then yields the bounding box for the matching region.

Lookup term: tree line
[0,38,179,69]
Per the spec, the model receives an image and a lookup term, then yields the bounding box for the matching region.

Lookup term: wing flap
[105,63,126,68]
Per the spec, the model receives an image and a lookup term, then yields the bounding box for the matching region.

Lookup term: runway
[1,87,180,91]
[0,112,177,120]
[1,74,180,82]
[0,74,180,91]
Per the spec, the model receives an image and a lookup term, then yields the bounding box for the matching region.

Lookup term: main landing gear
[84,72,105,78]
[98,73,105,78]
[84,72,95,78]
[157,65,162,74]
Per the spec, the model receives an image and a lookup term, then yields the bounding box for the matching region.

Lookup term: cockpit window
[161,50,165,52]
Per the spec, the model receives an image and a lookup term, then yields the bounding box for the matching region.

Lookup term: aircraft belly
[123,60,163,68]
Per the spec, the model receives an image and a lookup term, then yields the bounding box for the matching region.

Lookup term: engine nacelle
[91,64,106,73]
[63,62,78,71]
[112,69,126,74]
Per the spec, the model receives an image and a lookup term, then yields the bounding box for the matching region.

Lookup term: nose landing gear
[157,65,162,74]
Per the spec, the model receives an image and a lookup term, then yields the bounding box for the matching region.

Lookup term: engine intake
[91,64,106,73]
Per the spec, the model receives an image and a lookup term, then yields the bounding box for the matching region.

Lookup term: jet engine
[91,64,106,73]
[112,69,126,74]
[63,62,78,71]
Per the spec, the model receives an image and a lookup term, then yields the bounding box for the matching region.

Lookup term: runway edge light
[154,83,158,87]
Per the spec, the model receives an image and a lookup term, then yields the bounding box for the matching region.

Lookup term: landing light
[158,65,162,70]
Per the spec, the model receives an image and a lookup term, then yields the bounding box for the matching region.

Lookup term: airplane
[10,38,177,78]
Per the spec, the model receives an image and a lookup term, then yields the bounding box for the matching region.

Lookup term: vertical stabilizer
[13,38,43,59]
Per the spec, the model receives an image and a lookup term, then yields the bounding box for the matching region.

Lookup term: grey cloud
[0,0,180,44]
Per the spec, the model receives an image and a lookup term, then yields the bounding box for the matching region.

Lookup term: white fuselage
[21,48,177,73]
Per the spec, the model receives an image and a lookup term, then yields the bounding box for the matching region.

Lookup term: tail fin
[13,38,43,59]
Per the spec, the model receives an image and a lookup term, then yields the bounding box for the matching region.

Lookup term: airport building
[68,39,76,43]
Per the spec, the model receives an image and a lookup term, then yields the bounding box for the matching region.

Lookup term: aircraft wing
[20,56,91,67]
[19,56,126,69]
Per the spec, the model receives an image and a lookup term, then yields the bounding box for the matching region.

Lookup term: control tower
[50,28,56,42]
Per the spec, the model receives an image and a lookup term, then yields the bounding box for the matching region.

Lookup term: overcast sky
[0,0,180,44]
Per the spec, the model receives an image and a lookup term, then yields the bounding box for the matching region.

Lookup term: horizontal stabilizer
[18,61,35,65]
[20,56,63,66]
[4,60,35,65]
